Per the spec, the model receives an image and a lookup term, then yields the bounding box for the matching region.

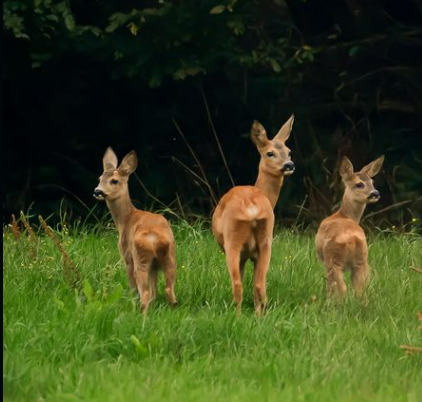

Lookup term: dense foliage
[3,0,422,226]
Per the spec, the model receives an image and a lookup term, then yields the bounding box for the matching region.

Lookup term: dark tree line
[3,0,422,228]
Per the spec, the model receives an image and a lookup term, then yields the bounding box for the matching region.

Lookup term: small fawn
[94,147,177,314]
[315,155,385,301]
[212,115,295,316]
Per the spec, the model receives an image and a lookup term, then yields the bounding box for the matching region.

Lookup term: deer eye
[266,151,275,158]
[355,182,364,189]
[110,179,119,185]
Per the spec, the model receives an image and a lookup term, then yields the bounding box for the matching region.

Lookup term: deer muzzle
[281,162,295,176]
[93,188,107,200]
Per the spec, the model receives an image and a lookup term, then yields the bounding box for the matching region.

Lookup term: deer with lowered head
[315,155,385,301]
[212,115,295,316]
[93,148,177,315]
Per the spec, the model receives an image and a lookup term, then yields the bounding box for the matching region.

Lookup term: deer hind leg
[133,246,155,315]
[225,247,243,316]
[149,267,158,302]
[253,220,273,317]
[325,258,347,301]
[351,261,370,305]
[161,252,177,307]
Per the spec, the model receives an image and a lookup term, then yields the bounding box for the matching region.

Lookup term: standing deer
[212,115,295,316]
[315,155,385,301]
[93,147,177,315]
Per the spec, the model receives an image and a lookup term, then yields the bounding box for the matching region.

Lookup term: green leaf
[130,335,148,358]
[149,74,162,88]
[83,279,93,302]
[348,46,360,57]
[173,67,205,81]
[269,58,282,73]
[106,284,123,304]
[210,5,225,14]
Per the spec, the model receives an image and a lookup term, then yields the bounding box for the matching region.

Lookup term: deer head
[93,147,138,201]
[339,156,384,204]
[250,114,295,177]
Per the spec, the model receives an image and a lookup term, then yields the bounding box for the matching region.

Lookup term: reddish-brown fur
[212,115,295,315]
[94,148,177,315]
[315,155,385,301]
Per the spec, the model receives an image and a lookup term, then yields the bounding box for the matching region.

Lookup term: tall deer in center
[315,155,384,301]
[212,115,295,316]
[93,148,177,315]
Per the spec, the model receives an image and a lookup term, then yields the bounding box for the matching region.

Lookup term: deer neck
[106,191,135,233]
[254,163,285,209]
[338,190,366,224]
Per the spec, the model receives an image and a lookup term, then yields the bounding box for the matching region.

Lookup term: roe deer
[94,147,177,314]
[212,115,295,316]
[315,155,385,301]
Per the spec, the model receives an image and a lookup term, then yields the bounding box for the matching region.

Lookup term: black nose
[283,162,295,171]
[93,189,105,198]
[369,190,380,199]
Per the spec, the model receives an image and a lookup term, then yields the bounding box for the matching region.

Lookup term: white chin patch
[283,170,295,176]
[94,195,105,201]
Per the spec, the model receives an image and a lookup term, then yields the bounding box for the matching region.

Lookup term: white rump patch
[145,233,157,244]
[245,205,259,219]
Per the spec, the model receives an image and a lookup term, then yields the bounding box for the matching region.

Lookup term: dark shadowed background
[3,0,422,228]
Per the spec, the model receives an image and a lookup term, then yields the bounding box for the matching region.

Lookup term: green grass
[3,223,422,402]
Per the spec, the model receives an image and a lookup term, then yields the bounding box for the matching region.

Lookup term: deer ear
[360,155,384,178]
[274,114,294,143]
[118,151,138,176]
[339,156,354,180]
[250,120,269,148]
[103,147,118,171]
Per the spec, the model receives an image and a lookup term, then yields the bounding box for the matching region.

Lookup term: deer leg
[325,260,347,301]
[253,242,271,317]
[161,253,177,307]
[120,246,136,290]
[125,258,137,290]
[352,261,370,305]
[133,256,153,316]
[225,247,243,316]
[149,267,158,302]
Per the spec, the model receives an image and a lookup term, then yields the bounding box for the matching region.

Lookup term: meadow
[3,221,422,402]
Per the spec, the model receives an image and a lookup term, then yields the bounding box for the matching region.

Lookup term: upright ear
[250,120,269,148]
[103,147,118,171]
[339,156,354,180]
[118,151,138,176]
[274,114,294,143]
[360,155,384,178]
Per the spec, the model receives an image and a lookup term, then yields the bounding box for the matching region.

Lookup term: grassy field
[3,222,422,402]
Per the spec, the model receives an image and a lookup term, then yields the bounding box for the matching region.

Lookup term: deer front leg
[125,258,137,290]
[119,243,137,290]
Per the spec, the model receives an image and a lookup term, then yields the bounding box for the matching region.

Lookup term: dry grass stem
[10,214,21,241]
[399,345,422,354]
[410,266,422,275]
[20,212,38,259]
[39,215,80,288]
